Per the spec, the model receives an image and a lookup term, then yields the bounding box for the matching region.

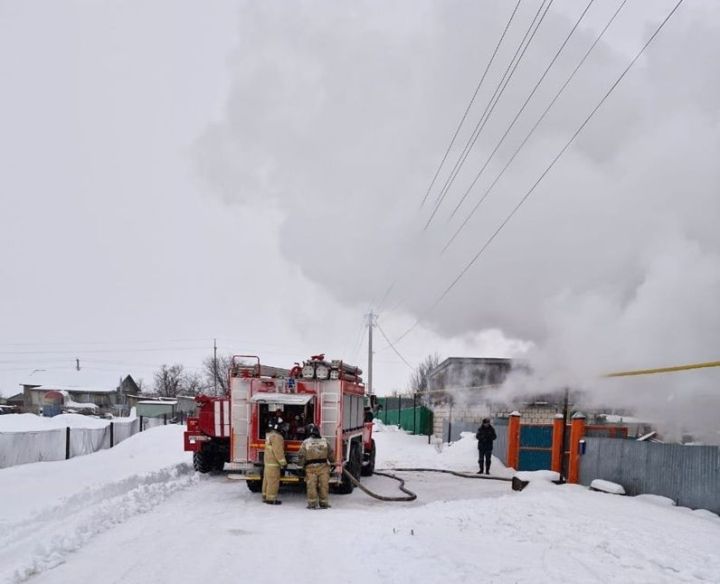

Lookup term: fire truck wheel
[246,479,262,493]
[334,443,362,494]
[193,450,212,474]
[361,439,376,476]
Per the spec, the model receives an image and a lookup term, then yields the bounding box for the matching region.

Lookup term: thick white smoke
[194,1,720,441]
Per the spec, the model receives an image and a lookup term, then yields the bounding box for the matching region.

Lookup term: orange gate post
[507,412,521,470]
[568,412,586,484]
[551,413,564,474]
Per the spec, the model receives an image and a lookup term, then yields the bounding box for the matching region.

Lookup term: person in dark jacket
[476,418,497,474]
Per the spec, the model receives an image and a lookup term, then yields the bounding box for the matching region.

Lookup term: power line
[443,0,629,253]
[419,0,523,209]
[424,0,554,230]
[447,0,597,222]
[392,0,685,346]
[376,323,414,370]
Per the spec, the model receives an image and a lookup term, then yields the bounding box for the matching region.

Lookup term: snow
[1,425,719,584]
[590,479,627,495]
[0,413,123,432]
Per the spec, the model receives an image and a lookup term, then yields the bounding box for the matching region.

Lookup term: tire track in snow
[1,463,198,584]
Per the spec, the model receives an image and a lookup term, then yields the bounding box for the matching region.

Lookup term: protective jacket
[297,436,335,466]
[264,430,287,467]
[476,424,497,451]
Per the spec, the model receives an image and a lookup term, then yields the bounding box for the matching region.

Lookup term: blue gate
[519,425,553,471]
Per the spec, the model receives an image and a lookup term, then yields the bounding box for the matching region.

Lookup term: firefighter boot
[264,500,282,505]
[319,502,331,509]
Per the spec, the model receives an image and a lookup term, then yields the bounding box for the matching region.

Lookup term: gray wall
[581,437,720,514]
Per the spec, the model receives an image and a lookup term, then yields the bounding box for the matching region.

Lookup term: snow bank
[0,425,193,583]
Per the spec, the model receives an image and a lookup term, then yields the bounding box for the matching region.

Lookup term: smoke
[194,1,720,440]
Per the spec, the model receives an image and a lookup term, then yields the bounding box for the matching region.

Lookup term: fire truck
[184,354,377,494]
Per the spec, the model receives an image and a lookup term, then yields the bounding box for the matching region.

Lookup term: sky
[1,0,718,433]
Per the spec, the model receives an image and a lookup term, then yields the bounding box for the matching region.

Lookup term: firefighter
[262,417,287,505]
[297,423,334,509]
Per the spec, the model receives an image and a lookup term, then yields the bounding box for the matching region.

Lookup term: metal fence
[0,418,141,469]
[581,437,720,514]
[376,398,433,435]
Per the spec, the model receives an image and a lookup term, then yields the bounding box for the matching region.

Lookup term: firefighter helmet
[306,423,321,438]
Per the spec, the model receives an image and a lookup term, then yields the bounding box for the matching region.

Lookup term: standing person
[262,417,287,505]
[476,418,497,474]
[297,423,334,509]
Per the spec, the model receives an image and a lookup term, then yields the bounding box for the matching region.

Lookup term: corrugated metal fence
[581,437,720,514]
[376,398,433,435]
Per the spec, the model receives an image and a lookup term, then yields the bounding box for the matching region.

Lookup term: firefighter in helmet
[262,417,287,505]
[297,423,335,509]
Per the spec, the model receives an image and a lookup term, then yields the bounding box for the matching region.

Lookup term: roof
[20,369,125,392]
[25,384,117,394]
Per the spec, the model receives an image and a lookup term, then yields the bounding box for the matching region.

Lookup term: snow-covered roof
[26,384,117,394]
[21,369,124,392]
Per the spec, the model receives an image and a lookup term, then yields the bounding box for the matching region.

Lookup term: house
[20,370,140,417]
[426,357,518,440]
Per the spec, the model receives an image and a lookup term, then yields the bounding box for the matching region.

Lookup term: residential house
[20,370,140,417]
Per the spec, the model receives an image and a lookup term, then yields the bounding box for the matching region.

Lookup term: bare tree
[202,353,234,395]
[409,352,441,403]
[182,370,204,396]
[153,364,185,398]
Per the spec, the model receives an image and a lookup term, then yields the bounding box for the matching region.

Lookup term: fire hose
[341,467,529,503]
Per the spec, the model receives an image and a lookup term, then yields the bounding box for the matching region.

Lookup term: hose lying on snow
[342,468,417,501]
[343,467,529,502]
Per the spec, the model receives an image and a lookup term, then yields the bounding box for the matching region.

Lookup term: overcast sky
[1,0,718,435]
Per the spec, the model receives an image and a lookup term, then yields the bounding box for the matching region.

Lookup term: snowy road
[2,424,719,584]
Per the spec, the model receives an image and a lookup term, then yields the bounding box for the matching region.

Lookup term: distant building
[426,357,519,440]
[20,371,140,417]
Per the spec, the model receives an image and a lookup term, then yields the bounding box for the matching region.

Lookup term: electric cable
[443,0,629,253]
[391,0,685,346]
[448,0,597,222]
[376,323,414,369]
[424,0,554,230]
[420,0,523,209]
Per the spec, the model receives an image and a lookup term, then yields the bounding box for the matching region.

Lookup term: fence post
[110,422,115,448]
[551,413,564,474]
[447,403,453,443]
[507,412,521,470]
[397,396,401,428]
[65,426,71,460]
[140,416,144,431]
[568,412,586,484]
[413,393,417,435]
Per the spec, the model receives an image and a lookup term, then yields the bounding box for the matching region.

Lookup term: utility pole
[76,358,80,371]
[213,338,218,394]
[366,311,376,395]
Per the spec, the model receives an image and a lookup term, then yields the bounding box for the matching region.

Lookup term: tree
[153,364,185,398]
[408,352,441,402]
[182,370,204,396]
[153,364,206,397]
[202,353,234,395]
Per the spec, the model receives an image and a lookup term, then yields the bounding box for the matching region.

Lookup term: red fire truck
[184,354,377,494]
